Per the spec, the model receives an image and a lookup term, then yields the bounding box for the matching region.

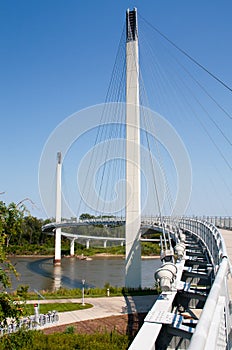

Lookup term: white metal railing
[193,216,232,229]
[179,219,227,271]
[141,216,232,230]
[42,215,232,232]
[0,311,59,336]
[178,218,232,349]
[188,256,230,349]
[129,217,232,349]
[168,218,232,349]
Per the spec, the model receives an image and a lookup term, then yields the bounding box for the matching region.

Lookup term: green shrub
[0,330,129,350]
[14,285,157,300]
[0,329,35,350]
[64,326,75,334]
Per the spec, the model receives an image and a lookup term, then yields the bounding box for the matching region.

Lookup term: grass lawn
[25,302,93,315]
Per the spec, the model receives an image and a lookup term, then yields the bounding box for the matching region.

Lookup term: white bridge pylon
[50,8,144,288]
[125,8,141,288]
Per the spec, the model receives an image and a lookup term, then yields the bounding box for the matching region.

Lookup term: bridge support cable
[137,14,231,215]
[139,23,232,153]
[137,31,177,248]
[138,27,176,216]
[139,81,177,259]
[75,25,127,219]
[139,13,232,97]
[138,45,175,218]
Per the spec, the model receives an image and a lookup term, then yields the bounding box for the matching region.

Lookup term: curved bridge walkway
[220,228,232,297]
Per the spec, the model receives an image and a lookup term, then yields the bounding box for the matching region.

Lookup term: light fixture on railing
[175,242,186,260]
[154,262,177,292]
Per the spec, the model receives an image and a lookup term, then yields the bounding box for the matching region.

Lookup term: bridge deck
[219,229,232,298]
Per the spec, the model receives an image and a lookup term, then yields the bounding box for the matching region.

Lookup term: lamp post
[82,279,85,306]
[34,289,45,327]
[34,289,45,313]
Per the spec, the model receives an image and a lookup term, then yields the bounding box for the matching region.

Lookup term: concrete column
[125,8,141,288]
[104,240,107,248]
[70,238,75,256]
[54,152,62,266]
[86,239,90,249]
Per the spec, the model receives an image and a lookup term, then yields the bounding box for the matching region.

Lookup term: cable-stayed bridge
[41,8,232,350]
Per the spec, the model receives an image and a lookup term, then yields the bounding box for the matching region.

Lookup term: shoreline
[93,253,160,259]
[8,253,160,259]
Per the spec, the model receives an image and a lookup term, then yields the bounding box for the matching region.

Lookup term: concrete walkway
[27,295,157,329]
[219,229,232,298]
[220,229,232,261]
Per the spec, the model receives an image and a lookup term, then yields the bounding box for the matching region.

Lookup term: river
[9,256,161,291]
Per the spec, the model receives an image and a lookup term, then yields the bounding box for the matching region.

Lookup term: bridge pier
[54,152,62,266]
[104,240,107,248]
[86,239,90,249]
[70,238,75,256]
[54,228,61,266]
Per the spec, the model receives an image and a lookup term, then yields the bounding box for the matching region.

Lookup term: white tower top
[126,8,138,42]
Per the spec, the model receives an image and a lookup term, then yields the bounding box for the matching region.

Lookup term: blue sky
[0,0,231,218]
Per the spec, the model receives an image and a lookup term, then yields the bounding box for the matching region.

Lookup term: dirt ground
[43,313,147,338]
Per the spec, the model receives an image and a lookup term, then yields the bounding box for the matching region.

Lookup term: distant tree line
[0,202,160,256]
[79,213,116,220]
[0,203,123,253]
[0,201,52,248]
[0,201,59,257]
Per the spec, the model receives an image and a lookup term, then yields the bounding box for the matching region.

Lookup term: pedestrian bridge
[42,215,232,251]
[43,216,232,349]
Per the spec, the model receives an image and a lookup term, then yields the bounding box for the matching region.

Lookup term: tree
[0,201,25,326]
[22,216,43,245]
[79,213,96,220]
[0,202,26,247]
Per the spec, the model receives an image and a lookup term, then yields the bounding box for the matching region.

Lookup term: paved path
[220,229,232,298]
[27,295,157,329]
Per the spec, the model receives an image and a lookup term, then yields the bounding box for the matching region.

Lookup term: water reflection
[9,257,161,292]
[53,265,62,290]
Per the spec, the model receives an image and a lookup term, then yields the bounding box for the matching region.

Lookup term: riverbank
[94,253,159,259]
[8,253,160,259]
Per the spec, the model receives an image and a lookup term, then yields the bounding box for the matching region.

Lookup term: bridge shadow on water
[27,258,95,290]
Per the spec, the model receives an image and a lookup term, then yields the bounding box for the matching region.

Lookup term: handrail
[188,256,229,349]
[42,215,232,231]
